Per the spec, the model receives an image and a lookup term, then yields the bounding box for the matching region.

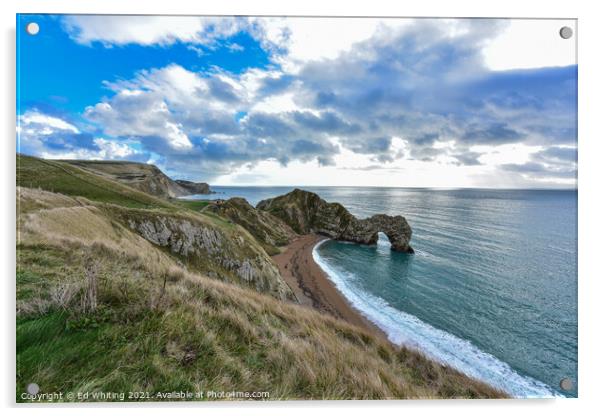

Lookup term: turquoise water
[186,187,577,398]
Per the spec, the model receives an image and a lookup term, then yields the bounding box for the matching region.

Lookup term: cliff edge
[62,160,212,198]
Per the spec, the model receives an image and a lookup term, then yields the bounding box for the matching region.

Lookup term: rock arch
[340,214,414,253]
[257,189,414,253]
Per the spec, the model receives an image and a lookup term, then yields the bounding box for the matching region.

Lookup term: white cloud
[483,19,577,71]
[92,138,136,159]
[471,143,541,166]
[38,138,137,161]
[17,110,138,160]
[250,92,300,114]
[251,18,410,70]
[85,76,194,150]
[62,15,244,46]
[51,17,577,187]
[19,111,80,134]
[61,16,576,71]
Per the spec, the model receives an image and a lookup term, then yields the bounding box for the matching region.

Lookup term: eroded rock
[122,211,295,300]
[257,189,414,253]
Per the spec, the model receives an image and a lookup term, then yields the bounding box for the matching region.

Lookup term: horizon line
[16,154,577,192]
[207,184,578,191]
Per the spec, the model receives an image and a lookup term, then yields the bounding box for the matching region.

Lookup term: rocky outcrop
[257,189,414,253]
[342,214,413,253]
[113,208,295,301]
[205,197,297,255]
[63,160,211,198]
[175,180,212,195]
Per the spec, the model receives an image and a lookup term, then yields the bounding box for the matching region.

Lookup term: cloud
[43,17,577,186]
[461,123,523,144]
[84,90,193,150]
[62,16,247,47]
[483,19,576,71]
[344,136,391,154]
[501,162,576,179]
[19,111,80,134]
[534,146,577,163]
[18,110,140,161]
[451,151,484,166]
[291,111,361,135]
[93,138,137,159]
[61,16,576,72]
[80,64,347,177]
[500,146,577,181]
[248,17,411,71]
[281,20,576,166]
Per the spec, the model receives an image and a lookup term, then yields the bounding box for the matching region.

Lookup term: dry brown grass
[16,187,507,400]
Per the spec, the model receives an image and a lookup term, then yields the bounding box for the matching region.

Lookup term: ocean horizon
[186,186,578,398]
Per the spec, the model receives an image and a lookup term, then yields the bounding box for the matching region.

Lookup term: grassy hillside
[16,155,505,401]
[61,159,191,198]
[17,154,173,209]
[16,188,503,401]
[17,155,294,299]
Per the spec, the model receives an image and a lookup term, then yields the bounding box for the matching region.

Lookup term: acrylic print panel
[16,15,577,402]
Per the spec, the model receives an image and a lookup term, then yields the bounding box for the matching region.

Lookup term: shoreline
[272,233,389,342]
[273,234,560,399]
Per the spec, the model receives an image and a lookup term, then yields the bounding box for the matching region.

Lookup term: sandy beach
[273,234,388,341]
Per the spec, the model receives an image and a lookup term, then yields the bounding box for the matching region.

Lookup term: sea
[185,186,578,398]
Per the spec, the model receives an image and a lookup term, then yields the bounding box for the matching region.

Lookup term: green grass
[16,241,505,402]
[17,154,241,232]
[15,156,506,401]
[172,199,211,211]
[18,185,293,301]
[17,154,172,209]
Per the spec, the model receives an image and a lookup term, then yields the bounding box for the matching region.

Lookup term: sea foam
[312,239,562,398]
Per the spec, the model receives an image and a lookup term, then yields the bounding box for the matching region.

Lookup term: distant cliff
[257,189,414,253]
[63,160,212,198]
[175,179,212,195]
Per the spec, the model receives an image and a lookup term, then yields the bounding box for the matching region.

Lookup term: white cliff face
[123,211,295,301]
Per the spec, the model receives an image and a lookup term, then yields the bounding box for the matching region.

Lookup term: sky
[16,15,577,188]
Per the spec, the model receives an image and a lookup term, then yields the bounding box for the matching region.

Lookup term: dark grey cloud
[534,146,577,163]
[345,136,392,154]
[206,77,242,103]
[501,160,576,180]
[243,112,296,139]
[291,110,361,135]
[451,151,484,166]
[409,146,446,162]
[462,123,523,144]
[184,111,241,135]
[412,132,439,147]
[257,74,295,96]
[291,139,336,158]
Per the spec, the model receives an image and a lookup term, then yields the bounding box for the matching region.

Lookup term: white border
[2,1,600,415]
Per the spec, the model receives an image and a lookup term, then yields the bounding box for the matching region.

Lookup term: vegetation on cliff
[17,155,292,299]
[61,159,212,198]
[16,154,504,401]
[205,197,297,255]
